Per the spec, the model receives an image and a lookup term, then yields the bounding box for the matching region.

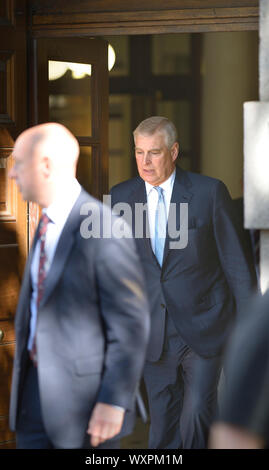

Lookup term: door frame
[29,37,109,200]
[28,2,258,38]
[27,1,259,183]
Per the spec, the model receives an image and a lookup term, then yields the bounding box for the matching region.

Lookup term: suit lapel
[39,190,85,309]
[162,167,193,268]
[129,180,156,263]
[129,171,193,269]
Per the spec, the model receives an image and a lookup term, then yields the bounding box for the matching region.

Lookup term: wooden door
[0,0,28,449]
[30,37,109,201]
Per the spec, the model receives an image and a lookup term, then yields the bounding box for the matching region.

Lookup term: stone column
[244,0,269,293]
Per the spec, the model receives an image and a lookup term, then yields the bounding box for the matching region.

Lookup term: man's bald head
[16,122,80,170]
[10,123,80,207]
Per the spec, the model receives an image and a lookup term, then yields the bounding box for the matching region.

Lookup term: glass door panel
[48,60,92,136]
[32,37,108,200]
[77,146,92,194]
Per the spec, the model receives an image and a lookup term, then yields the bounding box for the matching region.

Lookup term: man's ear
[171,142,179,162]
[41,156,52,178]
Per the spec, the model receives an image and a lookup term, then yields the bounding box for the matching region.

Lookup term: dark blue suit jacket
[111,167,257,361]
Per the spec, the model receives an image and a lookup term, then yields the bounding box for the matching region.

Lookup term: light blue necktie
[154,186,167,266]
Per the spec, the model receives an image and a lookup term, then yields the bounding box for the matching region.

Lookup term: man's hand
[87,402,125,447]
[209,423,264,449]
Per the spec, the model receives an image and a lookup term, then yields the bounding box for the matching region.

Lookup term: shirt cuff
[112,405,125,412]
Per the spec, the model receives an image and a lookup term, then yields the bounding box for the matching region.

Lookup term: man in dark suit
[8,122,150,449]
[110,116,256,449]
[209,291,269,449]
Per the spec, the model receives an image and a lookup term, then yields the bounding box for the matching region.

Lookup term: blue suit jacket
[111,167,257,361]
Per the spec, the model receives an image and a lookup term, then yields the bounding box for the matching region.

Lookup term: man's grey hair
[133,116,178,148]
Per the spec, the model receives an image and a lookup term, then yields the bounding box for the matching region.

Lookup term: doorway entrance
[0,9,259,447]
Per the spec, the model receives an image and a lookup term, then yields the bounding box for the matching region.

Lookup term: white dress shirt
[28,178,81,350]
[145,170,176,252]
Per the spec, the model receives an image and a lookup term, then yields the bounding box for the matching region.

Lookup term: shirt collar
[42,178,81,226]
[145,169,176,197]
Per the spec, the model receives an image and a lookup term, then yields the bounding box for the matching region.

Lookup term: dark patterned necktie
[37,213,50,308]
[29,213,50,364]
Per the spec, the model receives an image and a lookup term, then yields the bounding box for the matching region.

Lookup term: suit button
[161,304,165,309]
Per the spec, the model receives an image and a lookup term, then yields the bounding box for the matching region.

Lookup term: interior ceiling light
[49,45,116,81]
